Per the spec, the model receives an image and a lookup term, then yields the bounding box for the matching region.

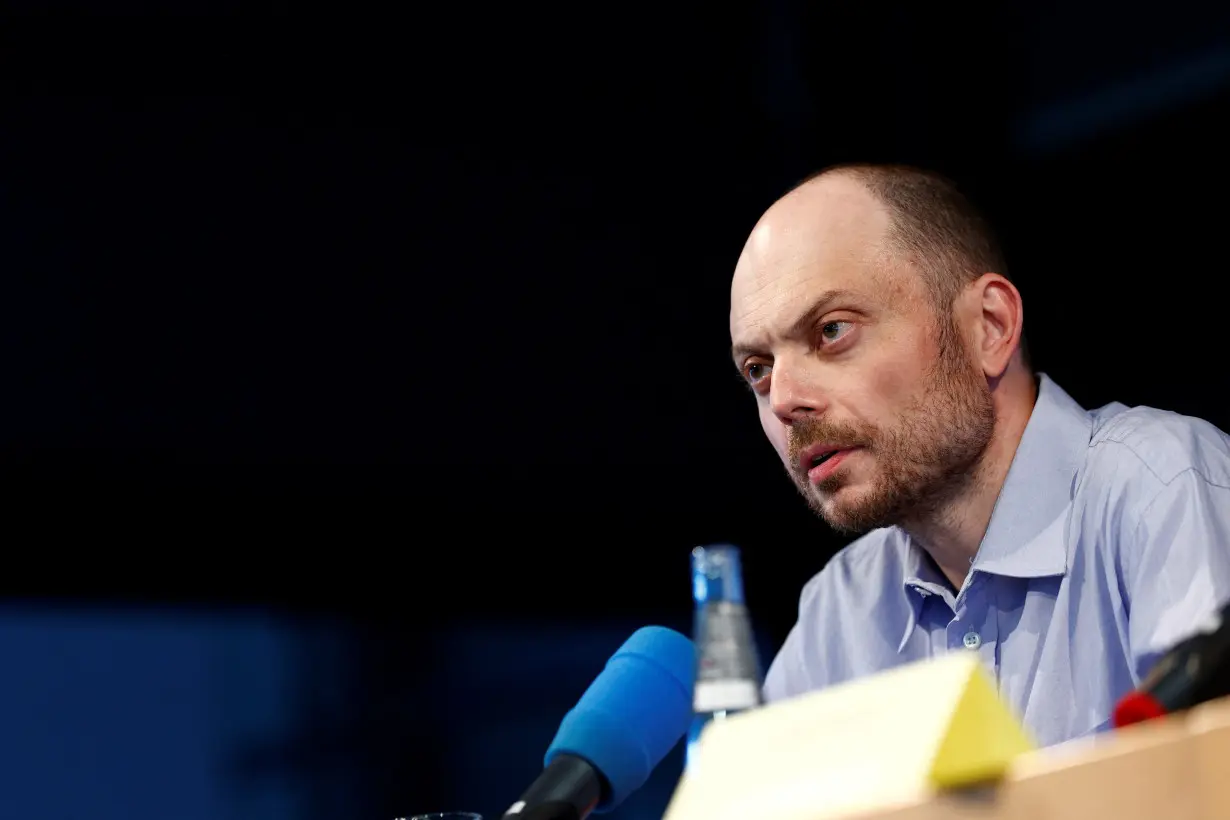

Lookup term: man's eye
[820,321,853,343]
[745,362,771,383]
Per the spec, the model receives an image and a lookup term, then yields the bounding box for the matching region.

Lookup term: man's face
[728,177,995,534]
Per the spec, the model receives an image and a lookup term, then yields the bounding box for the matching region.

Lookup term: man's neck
[905,374,1039,591]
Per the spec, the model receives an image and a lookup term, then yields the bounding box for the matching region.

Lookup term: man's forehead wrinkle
[729,268,777,345]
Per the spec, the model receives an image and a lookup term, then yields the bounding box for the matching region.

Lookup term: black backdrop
[3,6,1230,819]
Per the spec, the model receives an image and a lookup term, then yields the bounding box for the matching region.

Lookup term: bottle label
[693,678,761,713]
[694,601,761,712]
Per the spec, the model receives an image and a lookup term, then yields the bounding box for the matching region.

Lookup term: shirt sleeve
[1124,467,1230,681]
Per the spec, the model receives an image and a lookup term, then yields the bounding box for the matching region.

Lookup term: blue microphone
[501,626,695,820]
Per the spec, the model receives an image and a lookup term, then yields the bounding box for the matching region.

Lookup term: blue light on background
[0,607,775,820]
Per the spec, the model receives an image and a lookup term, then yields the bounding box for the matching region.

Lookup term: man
[730,162,1230,746]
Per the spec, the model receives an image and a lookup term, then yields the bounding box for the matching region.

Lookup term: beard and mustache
[785,315,997,535]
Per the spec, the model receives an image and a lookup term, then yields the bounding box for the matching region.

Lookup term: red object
[1112,691,1167,728]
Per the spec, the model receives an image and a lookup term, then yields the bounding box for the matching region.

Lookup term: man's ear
[964,273,1024,379]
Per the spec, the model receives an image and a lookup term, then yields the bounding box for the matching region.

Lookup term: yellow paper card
[663,653,1034,820]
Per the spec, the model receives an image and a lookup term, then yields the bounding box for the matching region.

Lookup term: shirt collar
[898,535,952,652]
[897,374,1092,649]
[973,373,1091,578]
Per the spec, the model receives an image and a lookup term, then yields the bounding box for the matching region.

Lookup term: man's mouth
[810,450,840,468]
[799,444,847,473]
[800,444,860,484]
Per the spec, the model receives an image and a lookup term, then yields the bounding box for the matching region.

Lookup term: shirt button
[962,631,981,650]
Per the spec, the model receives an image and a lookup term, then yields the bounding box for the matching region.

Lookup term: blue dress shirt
[763,374,1230,746]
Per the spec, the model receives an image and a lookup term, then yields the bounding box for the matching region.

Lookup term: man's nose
[769,359,825,424]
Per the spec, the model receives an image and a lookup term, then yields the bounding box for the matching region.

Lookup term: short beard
[787,314,996,535]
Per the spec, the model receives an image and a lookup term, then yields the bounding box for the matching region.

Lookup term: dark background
[2,5,1230,819]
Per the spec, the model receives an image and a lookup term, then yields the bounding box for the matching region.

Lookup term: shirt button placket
[950,576,986,655]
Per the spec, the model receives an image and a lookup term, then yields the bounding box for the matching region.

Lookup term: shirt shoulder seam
[1128,465,1230,547]
[1090,434,1230,491]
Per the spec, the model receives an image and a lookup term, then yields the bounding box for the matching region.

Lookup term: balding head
[732,172,899,317]
[771,163,1012,316]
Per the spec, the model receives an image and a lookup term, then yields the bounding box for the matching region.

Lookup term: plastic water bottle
[686,544,763,772]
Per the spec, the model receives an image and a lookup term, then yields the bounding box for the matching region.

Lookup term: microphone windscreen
[1113,690,1168,728]
[545,626,696,812]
